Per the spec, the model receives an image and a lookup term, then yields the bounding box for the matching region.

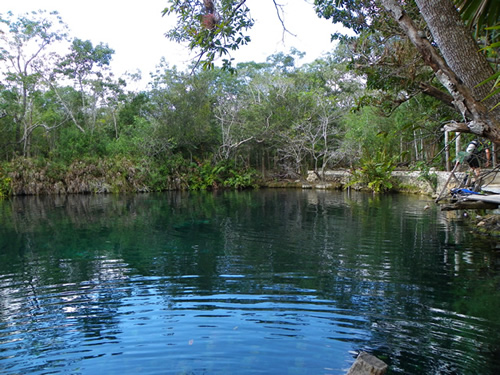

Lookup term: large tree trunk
[415,0,499,114]
[381,0,500,144]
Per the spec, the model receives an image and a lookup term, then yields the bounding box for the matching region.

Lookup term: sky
[3,1,343,85]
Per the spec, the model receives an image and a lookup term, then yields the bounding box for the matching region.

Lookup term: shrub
[0,166,11,198]
[188,160,258,190]
[348,151,397,193]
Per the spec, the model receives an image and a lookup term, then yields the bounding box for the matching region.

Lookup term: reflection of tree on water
[208,190,500,373]
[0,247,131,372]
[0,195,139,372]
[0,191,499,373]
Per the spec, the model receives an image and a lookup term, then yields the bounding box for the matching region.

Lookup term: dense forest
[0,1,497,196]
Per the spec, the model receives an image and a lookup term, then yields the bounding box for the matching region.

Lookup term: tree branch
[442,121,470,133]
[381,0,500,143]
[230,0,248,18]
[419,82,454,108]
[272,0,296,40]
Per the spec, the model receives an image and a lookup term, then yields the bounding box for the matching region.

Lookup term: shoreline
[1,168,459,197]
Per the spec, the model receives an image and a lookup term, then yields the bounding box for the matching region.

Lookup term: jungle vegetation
[0,1,498,195]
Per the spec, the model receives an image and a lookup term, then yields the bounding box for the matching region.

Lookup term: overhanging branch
[419,82,454,108]
[381,0,500,143]
[442,121,470,133]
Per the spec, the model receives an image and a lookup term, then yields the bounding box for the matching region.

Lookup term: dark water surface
[1,190,500,374]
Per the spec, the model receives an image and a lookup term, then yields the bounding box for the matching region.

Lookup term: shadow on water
[0,190,500,374]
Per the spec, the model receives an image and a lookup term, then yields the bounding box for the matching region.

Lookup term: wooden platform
[481,185,500,194]
[463,194,500,205]
[440,193,500,210]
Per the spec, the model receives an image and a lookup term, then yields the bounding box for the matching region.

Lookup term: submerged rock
[474,214,500,237]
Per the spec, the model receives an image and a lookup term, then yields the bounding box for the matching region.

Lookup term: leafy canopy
[455,0,500,38]
[163,0,253,72]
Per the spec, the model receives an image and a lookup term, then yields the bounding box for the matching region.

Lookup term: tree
[321,0,500,143]
[148,61,219,160]
[210,49,364,175]
[380,0,500,142]
[276,54,363,175]
[163,0,254,72]
[51,38,116,133]
[0,10,69,157]
[164,0,500,144]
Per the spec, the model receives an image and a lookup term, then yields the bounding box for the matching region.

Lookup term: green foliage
[148,66,219,158]
[476,25,500,110]
[0,11,70,157]
[348,151,397,193]
[412,160,438,190]
[455,150,471,164]
[313,0,434,110]
[0,165,11,198]
[314,0,391,37]
[145,154,189,191]
[56,38,114,77]
[341,106,399,166]
[0,9,462,193]
[118,92,150,127]
[455,0,500,38]
[188,160,257,190]
[163,0,254,71]
[51,128,110,162]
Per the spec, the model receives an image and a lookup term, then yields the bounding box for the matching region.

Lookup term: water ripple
[1,192,500,374]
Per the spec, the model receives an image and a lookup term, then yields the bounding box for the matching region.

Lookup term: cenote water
[1,190,500,374]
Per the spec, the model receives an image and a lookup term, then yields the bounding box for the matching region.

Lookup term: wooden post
[435,160,461,203]
[493,143,497,168]
[445,131,450,171]
[346,352,388,375]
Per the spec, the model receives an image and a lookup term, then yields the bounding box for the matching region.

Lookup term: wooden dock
[440,193,500,211]
[437,165,500,210]
[463,194,500,205]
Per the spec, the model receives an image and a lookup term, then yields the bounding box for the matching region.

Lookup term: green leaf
[479,41,500,51]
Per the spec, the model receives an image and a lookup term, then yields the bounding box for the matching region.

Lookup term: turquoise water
[0,190,499,374]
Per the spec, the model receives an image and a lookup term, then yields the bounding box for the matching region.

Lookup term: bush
[145,155,189,191]
[188,160,258,190]
[0,166,11,198]
[348,151,397,193]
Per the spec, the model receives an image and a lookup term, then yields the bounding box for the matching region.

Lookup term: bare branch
[272,0,296,41]
[442,121,471,133]
[419,82,454,108]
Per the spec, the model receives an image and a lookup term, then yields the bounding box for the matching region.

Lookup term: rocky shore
[266,169,438,196]
[4,162,500,237]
